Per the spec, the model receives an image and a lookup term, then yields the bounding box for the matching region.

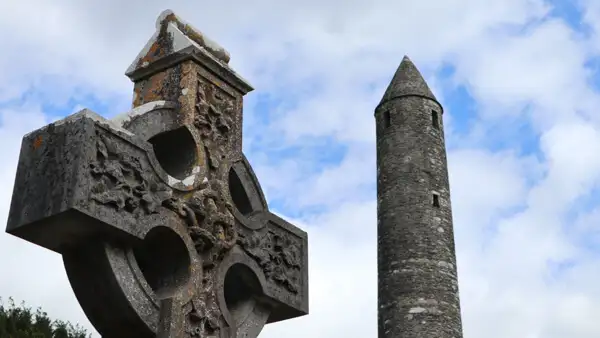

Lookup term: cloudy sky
[2,0,600,337]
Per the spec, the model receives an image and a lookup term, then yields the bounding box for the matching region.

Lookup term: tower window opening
[432,193,440,208]
[432,110,439,130]
[383,110,391,129]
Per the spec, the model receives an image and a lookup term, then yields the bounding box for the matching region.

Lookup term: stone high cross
[6,10,308,338]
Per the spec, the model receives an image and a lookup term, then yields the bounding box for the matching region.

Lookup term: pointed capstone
[377,55,439,108]
[125,9,231,76]
[124,9,252,110]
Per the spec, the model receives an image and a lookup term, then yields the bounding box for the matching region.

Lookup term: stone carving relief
[239,229,303,294]
[185,291,223,336]
[89,131,172,215]
[163,76,238,265]
[194,77,235,170]
[163,179,236,267]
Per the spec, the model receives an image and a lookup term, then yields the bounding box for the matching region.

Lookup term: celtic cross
[6,10,308,338]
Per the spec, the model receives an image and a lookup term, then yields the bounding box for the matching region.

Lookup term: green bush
[0,298,89,338]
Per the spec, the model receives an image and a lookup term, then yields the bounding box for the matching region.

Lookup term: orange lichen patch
[136,40,166,69]
[32,135,43,150]
[133,71,169,107]
[146,71,167,100]
[135,15,175,70]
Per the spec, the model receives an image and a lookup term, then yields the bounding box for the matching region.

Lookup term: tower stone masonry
[376,56,464,338]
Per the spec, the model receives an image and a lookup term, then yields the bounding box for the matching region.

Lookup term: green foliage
[0,298,90,338]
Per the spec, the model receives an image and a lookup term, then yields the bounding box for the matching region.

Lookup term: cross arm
[237,210,309,323]
[227,156,309,323]
[6,109,173,253]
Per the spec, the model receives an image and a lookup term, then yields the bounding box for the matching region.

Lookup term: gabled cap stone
[126,9,231,76]
[125,9,252,99]
[377,55,439,110]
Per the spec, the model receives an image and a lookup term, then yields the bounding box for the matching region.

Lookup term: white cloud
[2,1,600,338]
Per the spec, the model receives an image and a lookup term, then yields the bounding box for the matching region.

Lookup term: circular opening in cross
[228,167,253,215]
[148,126,199,180]
[224,263,262,324]
[133,226,192,298]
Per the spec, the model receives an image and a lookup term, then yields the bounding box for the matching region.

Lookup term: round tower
[375,56,463,338]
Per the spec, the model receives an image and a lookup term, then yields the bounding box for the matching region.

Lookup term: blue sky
[3,1,600,337]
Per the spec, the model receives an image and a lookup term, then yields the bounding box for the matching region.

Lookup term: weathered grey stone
[375,56,464,338]
[6,9,308,338]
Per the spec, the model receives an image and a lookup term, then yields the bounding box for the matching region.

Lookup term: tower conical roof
[377,56,439,108]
